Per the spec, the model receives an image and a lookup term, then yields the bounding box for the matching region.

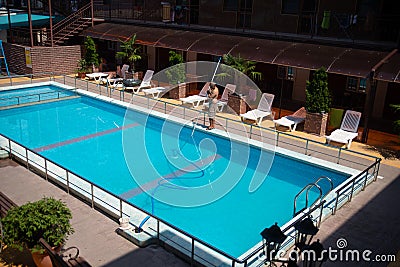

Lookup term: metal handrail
[0,89,77,105]
[293,183,322,217]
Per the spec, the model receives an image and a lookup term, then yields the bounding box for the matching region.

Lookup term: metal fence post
[91,184,94,208]
[66,171,70,194]
[305,140,309,155]
[25,149,29,168]
[8,139,11,157]
[337,147,342,164]
[44,159,48,181]
[191,239,195,266]
[120,199,123,218]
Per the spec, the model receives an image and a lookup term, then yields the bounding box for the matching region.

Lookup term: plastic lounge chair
[240,93,275,125]
[273,107,306,131]
[120,64,129,79]
[99,73,114,85]
[180,82,210,108]
[39,238,92,267]
[143,86,168,98]
[125,70,154,93]
[203,84,236,112]
[325,110,361,149]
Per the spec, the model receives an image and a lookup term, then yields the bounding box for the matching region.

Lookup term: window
[224,0,238,11]
[277,66,295,80]
[346,77,367,93]
[107,41,116,51]
[282,0,299,15]
[240,0,253,12]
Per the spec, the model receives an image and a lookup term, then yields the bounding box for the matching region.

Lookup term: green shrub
[1,197,74,252]
[84,36,100,68]
[165,51,186,85]
[306,67,331,113]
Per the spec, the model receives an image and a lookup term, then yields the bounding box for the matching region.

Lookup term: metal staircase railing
[293,176,333,216]
[45,2,93,46]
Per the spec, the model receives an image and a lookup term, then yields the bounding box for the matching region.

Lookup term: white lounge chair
[203,84,236,112]
[180,82,210,108]
[120,64,129,79]
[125,70,154,94]
[143,86,168,99]
[325,110,361,149]
[240,93,275,125]
[273,107,306,131]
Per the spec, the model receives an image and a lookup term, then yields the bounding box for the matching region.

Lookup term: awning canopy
[82,23,400,83]
[374,53,400,83]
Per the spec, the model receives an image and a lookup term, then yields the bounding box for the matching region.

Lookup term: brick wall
[3,43,81,76]
[3,43,29,75]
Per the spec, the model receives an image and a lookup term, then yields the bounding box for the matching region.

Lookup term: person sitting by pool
[207,82,219,130]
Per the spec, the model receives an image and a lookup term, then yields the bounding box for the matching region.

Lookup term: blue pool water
[0,85,74,107]
[0,94,350,257]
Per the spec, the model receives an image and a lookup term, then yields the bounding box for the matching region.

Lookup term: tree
[165,51,186,85]
[84,36,100,69]
[219,53,262,81]
[305,68,331,113]
[116,34,142,72]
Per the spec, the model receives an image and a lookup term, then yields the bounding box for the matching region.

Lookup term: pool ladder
[293,176,333,217]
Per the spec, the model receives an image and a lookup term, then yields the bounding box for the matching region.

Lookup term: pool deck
[1,77,399,266]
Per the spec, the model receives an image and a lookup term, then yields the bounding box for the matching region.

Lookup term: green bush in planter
[305,67,331,114]
[1,197,74,252]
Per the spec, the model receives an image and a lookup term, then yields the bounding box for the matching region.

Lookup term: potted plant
[75,58,89,79]
[1,197,74,267]
[84,36,100,73]
[165,50,186,99]
[304,67,332,136]
[218,53,263,114]
[116,34,142,74]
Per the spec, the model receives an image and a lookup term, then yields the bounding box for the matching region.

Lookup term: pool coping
[0,81,376,266]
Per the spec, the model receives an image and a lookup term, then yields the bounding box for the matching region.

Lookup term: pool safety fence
[0,73,382,267]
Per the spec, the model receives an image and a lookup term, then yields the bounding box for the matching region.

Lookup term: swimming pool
[0,83,355,259]
[0,83,75,107]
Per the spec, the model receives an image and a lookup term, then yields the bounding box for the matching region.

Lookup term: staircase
[44,3,93,46]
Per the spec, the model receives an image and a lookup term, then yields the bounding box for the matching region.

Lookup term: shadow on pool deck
[313,163,400,267]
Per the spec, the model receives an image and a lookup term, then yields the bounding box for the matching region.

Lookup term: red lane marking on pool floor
[120,154,222,200]
[34,123,139,152]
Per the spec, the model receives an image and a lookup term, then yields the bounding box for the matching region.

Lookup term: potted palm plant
[1,197,74,267]
[218,53,263,114]
[75,58,89,79]
[304,67,332,136]
[116,34,142,74]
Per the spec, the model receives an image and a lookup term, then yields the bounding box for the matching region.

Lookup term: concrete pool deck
[1,78,399,266]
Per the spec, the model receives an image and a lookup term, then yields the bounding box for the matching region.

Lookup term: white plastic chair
[180,82,210,108]
[273,107,306,131]
[325,110,362,148]
[240,93,275,125]
[125,70,154,94]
